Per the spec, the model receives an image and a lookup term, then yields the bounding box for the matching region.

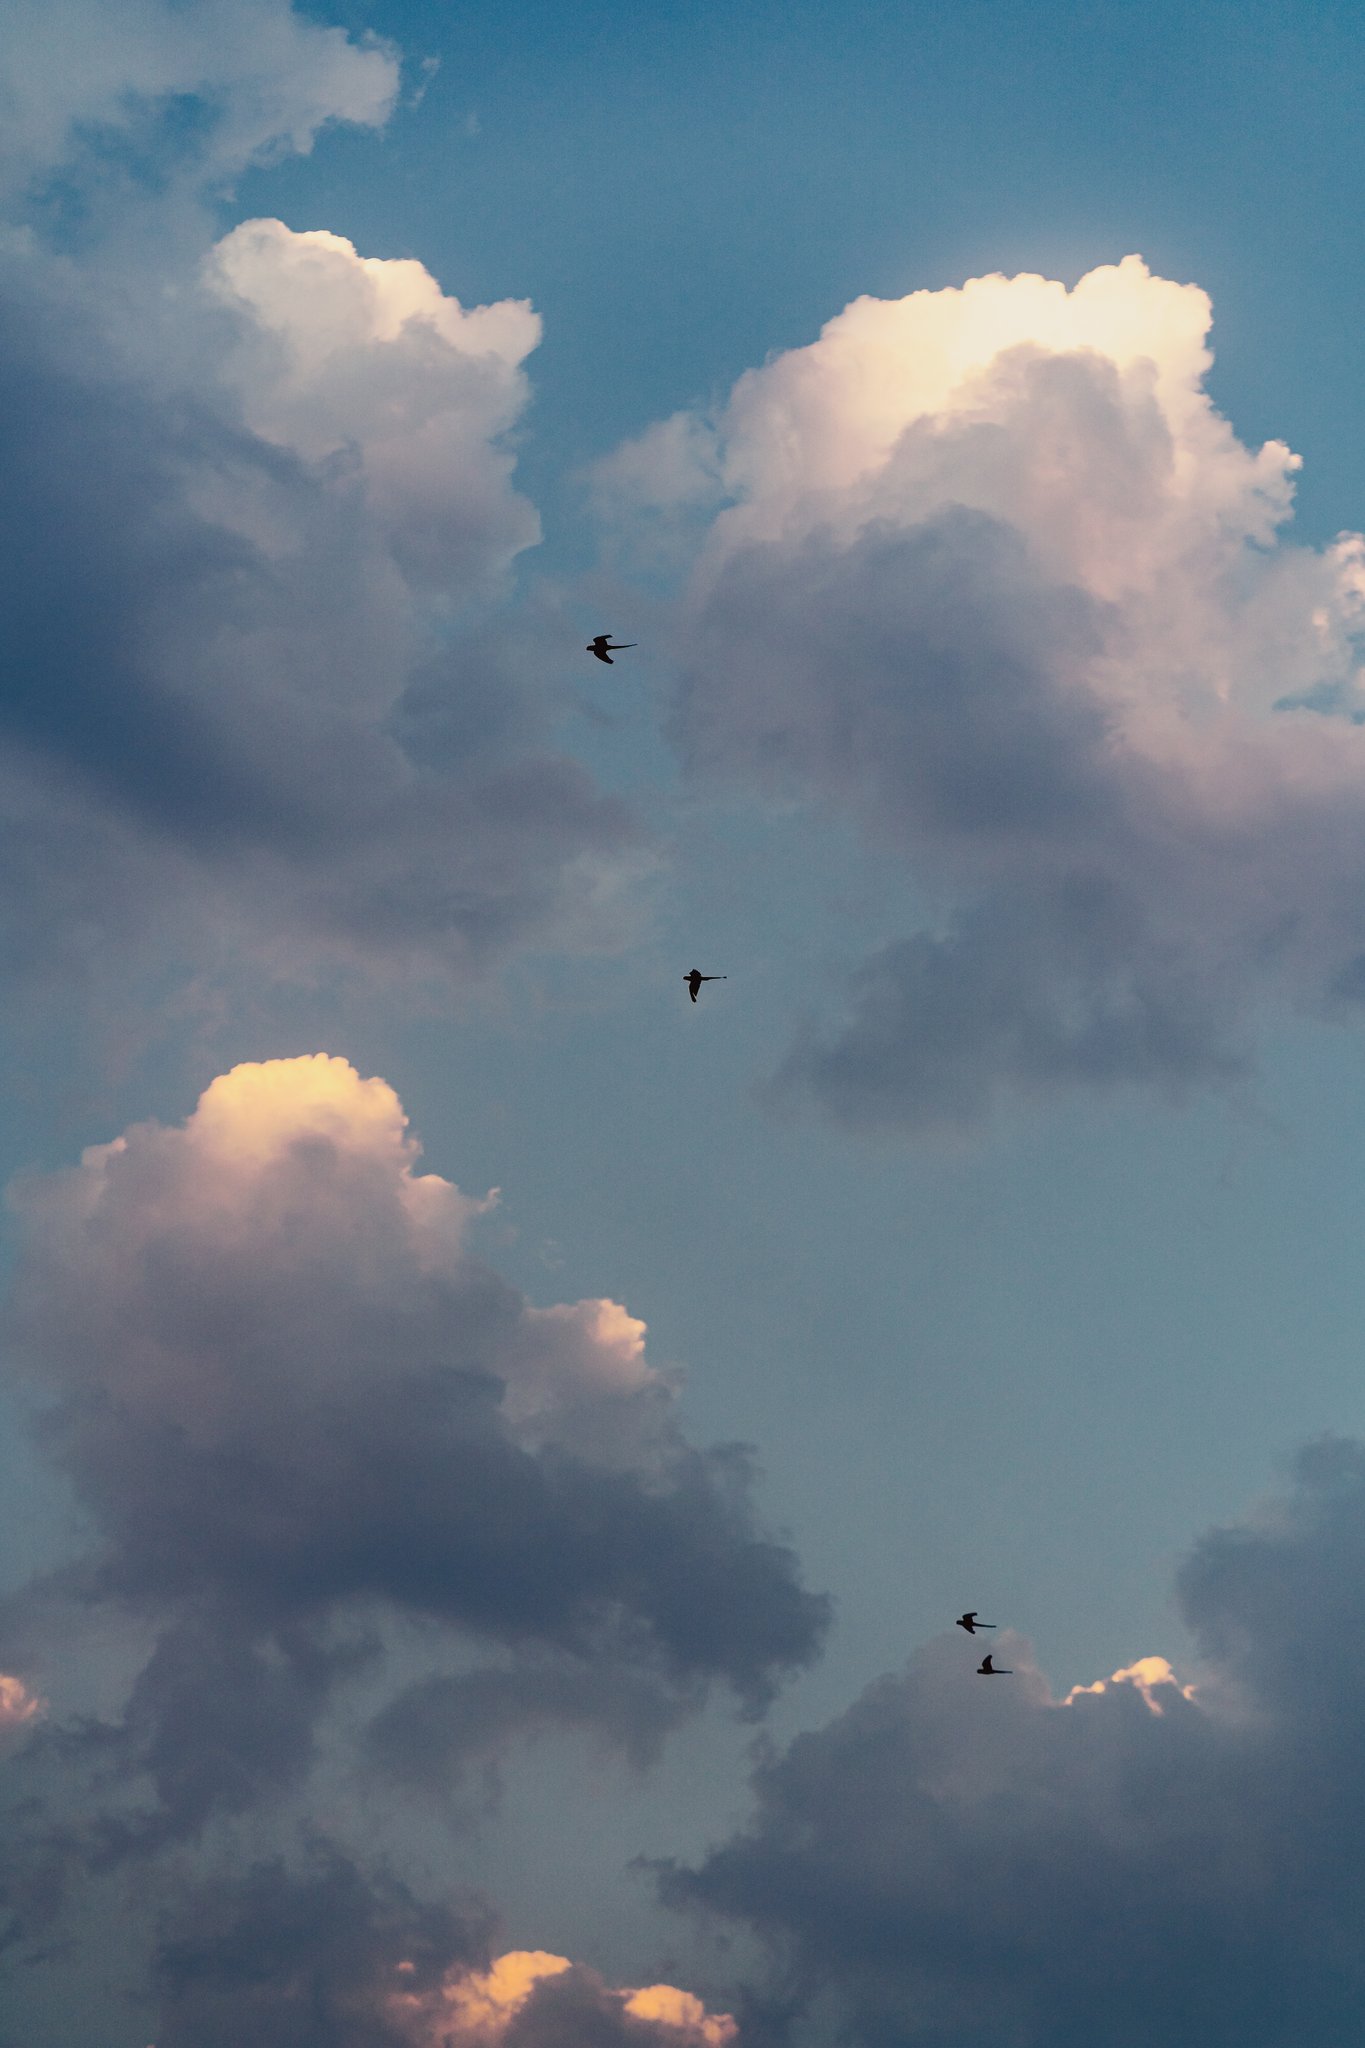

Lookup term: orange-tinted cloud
[1063,1654,1198,1716]
[0,1672,44,1734]
[391,1949,737,2048]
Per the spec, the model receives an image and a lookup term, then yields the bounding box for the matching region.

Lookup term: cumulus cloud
[2,1057,825,1860]
[606,256,1365,1133]
[205,218,542,590]
[0,4,643,999]
[660,1438,1365,2046]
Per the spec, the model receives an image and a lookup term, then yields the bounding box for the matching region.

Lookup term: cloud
[204,218,542,590]
[2,1057,826,1858]
[0,0,399,201]
[150,1846,489,2048]
[0,1674,44,1736]
[0,5,644,1000]
[391,1947,738,2048]
[148,1859,737,2048]
[604,256,1365,1134]
[362,1656,699,1815]
[659,1438,1365,2046]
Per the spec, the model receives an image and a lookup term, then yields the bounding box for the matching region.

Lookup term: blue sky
[7,3,1365,2044]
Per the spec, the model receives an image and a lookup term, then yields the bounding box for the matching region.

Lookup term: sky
[6,2,1365,2042]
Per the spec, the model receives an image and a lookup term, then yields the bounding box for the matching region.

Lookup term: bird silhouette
[685,970,726,1003]
[956,1612,996,1634]
[977,1654,1012,1676]
[587,635,636,664]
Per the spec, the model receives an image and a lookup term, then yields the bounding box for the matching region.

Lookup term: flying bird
[956,1612,996,1634]
[977,1654,1012,1675]
[685,970,726,1003]
[587,635,637,664]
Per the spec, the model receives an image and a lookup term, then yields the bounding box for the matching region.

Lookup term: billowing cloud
[0,4,643,1000]
[605,256,1365,1133]
[205,219,542,589]
[2,1057,826,1860]
[660,1438,1365,2046]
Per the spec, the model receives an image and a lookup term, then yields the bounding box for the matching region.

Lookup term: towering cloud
[605,257,1365,1134]
[660,1439,1365,2046]
[2,1057,825,1866]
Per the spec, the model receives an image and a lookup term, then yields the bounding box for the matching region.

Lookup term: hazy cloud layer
[661,1440,1365,2046]
[604,257,1365,1133]
[0,3,642,997]
[1,1057,825,1872]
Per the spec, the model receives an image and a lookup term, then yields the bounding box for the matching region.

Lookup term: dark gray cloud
[1,1058,825,1876]
[659,1440,1365,2047]
[151,1845,488,2048]
[769,880,1247,1136]
[602,263,1365,1136]
[363,1657,702,1816]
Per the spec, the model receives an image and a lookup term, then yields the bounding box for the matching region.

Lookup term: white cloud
[11,1055,652,1458]
[206,220,542,590]
[607,257,1365,1132]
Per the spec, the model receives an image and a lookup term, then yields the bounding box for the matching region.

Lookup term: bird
[956,1612,996,1635]
[977,1654,1012,1676]
[685,970,726,1003]
[587,635,636,664]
